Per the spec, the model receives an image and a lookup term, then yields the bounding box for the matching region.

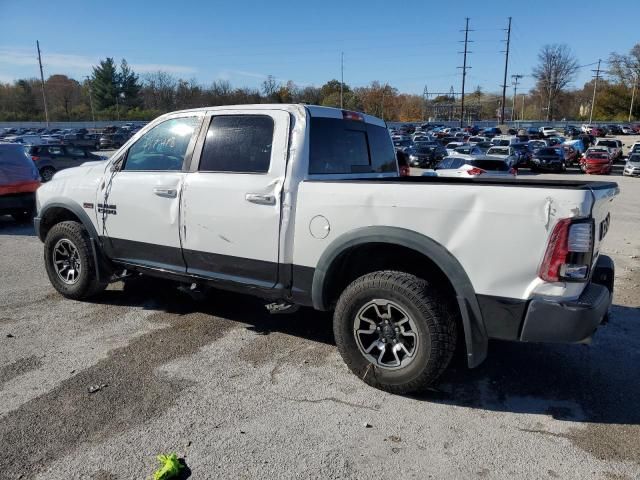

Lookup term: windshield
[589,153,609,160]
[488,147,509,155]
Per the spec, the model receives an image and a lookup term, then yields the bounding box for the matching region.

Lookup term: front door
[181,110,289,287]
[96,114,203,272]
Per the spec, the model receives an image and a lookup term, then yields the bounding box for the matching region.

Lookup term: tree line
[1,43,638,123]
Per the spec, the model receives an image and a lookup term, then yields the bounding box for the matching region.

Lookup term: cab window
[122,117,200,171]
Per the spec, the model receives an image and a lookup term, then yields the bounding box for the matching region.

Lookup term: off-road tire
[44,221,107,299]
[333,271,458,394]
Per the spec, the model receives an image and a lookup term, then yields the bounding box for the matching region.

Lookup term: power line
[589,59,602,124]
[499,17,512,124]
[458,17,472,127]
[36,40,49,127]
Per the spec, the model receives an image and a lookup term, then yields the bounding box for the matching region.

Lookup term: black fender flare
[36,200,108,283]
[36,199,100,242]
[311,226,488,368]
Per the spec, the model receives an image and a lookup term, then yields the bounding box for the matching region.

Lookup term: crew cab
[34,104,618,394]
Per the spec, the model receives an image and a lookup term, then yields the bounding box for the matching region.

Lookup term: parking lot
[1,160,639,478]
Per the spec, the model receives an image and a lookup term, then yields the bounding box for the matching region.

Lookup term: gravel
[0,171,638,479]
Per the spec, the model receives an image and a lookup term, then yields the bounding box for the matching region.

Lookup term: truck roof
[161,103,387,128]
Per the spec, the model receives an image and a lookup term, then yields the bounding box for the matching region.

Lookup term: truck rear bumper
[519,255,614,343]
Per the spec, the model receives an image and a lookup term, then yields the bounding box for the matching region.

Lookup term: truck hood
[51,160,109,181]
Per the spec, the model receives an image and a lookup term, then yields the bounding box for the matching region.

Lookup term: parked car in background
[481,127,501,138]
[581,150,613,175]
[485,145,518,167]
[526,127,542,139]
[474,141,493,154]
[564,125,581,137]
[512,143,532,167]
[393,139,413,152]
[562,145,581,166]
[606,125,623,135]
[528,140,548,151]
[621,126,634,135]
[539,126,559,137]
[530,147,566,172]
[467,136,488,144]
[99,133,128,149]
[407,145,447,168]
[0,143,41,222]
[564,138,586,154]
[491,135,519,146]
[445,142,467,156]
[623,153,640,176]
[590,126,606,137]
[454,145,483,156]
[427,155,516,178]
[26,145,104,182]
[594,138,623,161]
[2,134,43,145]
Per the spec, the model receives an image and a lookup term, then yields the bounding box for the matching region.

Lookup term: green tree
[91,58,119,109]
[119,59,142,108]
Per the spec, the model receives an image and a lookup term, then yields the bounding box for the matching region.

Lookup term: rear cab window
[309,114,396,175]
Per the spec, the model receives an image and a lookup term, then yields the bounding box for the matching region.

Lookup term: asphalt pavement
[0,171,639,479]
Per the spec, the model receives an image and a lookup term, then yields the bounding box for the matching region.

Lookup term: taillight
[539,219,594,282]
[31,156,40,162]
[467,167,486,176]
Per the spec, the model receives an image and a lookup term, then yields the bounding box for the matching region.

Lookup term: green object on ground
[153,453,183,480]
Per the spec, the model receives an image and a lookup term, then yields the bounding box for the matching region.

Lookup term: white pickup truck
[35,105,618,394]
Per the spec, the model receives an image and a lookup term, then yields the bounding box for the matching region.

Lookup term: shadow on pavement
[0,215,35,236]
[92,277,640,425]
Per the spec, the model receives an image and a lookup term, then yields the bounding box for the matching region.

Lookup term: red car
[580,151,613,174]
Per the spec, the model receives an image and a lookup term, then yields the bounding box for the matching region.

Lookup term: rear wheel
[333,271,458,394]
[40,167,56,182]
[44,221,107,299]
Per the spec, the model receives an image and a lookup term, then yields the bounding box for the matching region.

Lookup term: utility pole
[85,76,96,128]
[511,74,523,122]
[500,17,512,124]
[458,17,472,128]
[36,40,49,127]
[589,59,601,125]
[422,85,429,121]
[629,73,638,123]
[521,93,525,121]
[340,51,344,109]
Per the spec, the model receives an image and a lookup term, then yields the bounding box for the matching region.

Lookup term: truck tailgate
[589,183,618,262]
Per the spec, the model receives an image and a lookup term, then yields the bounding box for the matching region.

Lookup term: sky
[0,0,637,95]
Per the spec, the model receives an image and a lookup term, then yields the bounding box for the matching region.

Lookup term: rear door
[180,110,290,287]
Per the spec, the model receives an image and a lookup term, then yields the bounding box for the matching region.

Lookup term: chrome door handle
[153,187,177,198]
[245,193,276,205]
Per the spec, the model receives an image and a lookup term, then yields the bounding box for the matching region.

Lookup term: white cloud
[0,46,196,77]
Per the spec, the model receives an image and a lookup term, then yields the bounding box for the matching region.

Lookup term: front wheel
[44,221,107,299]
[333,271,458,394]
